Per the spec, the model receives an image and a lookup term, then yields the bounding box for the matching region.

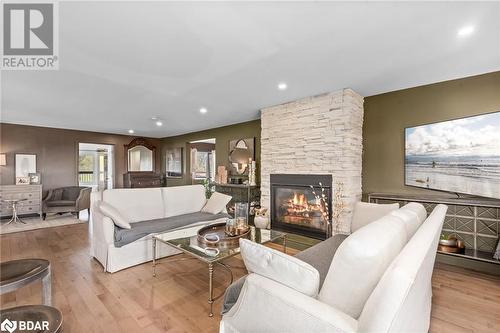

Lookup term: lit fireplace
[271,174,332,239]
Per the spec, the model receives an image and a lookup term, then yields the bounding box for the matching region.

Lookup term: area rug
[0,211,88,235]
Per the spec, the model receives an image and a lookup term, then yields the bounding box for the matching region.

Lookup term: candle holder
[234,202,249,234]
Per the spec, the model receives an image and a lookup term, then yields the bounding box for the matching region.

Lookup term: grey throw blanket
[114,212,230,247]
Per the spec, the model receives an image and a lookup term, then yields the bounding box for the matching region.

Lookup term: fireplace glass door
[272,185,329,237]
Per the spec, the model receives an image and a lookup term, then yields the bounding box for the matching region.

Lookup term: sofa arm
[76,188,91,211]
[91,205,115,245]
[43,189,54,203]
[221,274,358,333]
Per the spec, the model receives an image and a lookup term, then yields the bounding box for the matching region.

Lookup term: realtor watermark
[1,0,59,70]
[1,318,50,332]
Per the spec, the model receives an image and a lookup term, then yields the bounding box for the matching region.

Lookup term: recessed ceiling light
[155,121,163,126]
[128,129,134,134]
[200,107,208,114]
[457,25,475,37]
[277,82,287,91]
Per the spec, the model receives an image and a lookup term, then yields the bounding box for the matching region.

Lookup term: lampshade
[0,154,6,166]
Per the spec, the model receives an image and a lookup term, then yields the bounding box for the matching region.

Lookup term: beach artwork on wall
[405,112,500,199]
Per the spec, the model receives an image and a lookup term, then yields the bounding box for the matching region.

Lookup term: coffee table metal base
[152,232,287,317]
[152,239,235,316]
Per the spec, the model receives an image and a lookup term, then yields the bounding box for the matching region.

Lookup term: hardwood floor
[1,223,499,333]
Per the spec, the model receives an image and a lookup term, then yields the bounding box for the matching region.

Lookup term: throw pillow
[239,239,320,297]
[201,192,231,214]
[99,201,131,229]
[351,201,399,232]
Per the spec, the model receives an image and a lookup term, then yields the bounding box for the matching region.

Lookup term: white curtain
[190,147,197,181]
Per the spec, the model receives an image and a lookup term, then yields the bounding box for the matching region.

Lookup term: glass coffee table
[152,223,287,317]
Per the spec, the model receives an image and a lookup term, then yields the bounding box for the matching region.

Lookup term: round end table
[3,198,28,224]
[0,259,51,305]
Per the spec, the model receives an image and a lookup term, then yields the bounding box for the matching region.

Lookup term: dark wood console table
[368,193,500,267]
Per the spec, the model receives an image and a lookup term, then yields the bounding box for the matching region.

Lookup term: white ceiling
[1,1,499,138]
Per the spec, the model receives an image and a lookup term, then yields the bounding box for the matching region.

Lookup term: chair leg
[42,270,52,306]
[76,212,80,219]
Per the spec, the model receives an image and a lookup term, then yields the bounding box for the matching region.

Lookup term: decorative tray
[197,222,250,247]
[438,244,465,254]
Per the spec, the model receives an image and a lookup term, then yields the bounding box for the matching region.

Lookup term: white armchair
[220,203,448,333]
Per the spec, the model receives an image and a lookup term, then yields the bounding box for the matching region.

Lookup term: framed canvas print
[29,172,42,185]
[166,148,183,178]
[16,176,30,185]
[15,154,37,178]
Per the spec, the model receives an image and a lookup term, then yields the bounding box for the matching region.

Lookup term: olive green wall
[162,120,261,186]
[362,71,500,197]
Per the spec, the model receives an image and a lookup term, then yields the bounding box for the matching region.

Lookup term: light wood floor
[1,223,499,333]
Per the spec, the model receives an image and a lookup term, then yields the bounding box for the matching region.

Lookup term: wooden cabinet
[123,173,162,188]
[0,185,43,218]
[368,193,500,265]
[213,183,260,217]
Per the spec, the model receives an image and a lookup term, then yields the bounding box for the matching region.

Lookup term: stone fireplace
[271,174,332,239]
[261,89,364,235]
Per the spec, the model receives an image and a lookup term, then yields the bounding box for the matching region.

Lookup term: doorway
[78,143,114,191]
[189,138,216,183]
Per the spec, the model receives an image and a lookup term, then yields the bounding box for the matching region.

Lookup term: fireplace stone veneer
[261,89,364,234]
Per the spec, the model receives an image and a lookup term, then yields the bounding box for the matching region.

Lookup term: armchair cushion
[62,187,83,201]
[46,200,75,207]
[239,239,320,297]
[51,189,63,201]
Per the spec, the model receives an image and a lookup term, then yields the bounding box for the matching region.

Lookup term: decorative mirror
[229,138,255,174]
[124,138,156,172]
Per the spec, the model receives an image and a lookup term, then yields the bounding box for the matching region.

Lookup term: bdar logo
[3,3,54,55]
[0,319,17,333]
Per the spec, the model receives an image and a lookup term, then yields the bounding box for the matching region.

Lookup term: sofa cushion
[389,203,427,239]
[99,201,131,229]
[202,192,231,214]
[240,239,320,297]
[351,202,399,232]
[162,185,206,217]
[294,234,349,288]
[46,200,75,207]
[103,188,165,223]
[319,213,407,319]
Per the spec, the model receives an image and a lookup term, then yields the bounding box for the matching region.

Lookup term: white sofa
[90,185,228,273]
[220,203,448,333]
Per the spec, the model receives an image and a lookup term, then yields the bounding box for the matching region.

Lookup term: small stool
[0,259,51,305]
[0,305,62,333]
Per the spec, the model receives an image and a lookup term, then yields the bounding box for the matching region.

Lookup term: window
[191,150,215,180]
[78,152,95,184]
